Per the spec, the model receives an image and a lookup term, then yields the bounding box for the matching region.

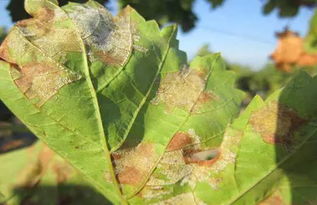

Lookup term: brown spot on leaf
[259,192,285,205]
[10,63,81,107]
[18,8,55,28]
[197,91,216,104]
[117,166,143,185]
[36,8,55,22]
[0,37,11,62]
[112,142,157,185]
[250,102,306,145]
[167,132,192,151]
[152,68,212,112]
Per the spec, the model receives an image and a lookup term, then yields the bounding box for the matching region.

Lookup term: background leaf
[0,142,111,205]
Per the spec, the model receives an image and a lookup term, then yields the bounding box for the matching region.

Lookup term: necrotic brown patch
[0,37,11,61]
[10,63,81,107]
[167,132,192,151]
[197,91,216,104]
[152,68,213,112]
[259,191,285,205]
[112,143,156,185]
[250,102,306,145]
[15,5,82,62]
[117,167,143,185]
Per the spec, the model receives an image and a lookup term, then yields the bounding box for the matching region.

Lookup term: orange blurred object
[271,29,317,72]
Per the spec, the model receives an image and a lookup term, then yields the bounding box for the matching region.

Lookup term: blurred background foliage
[263,0,317,17]
[0,27,6,43]
[4,0,316,32]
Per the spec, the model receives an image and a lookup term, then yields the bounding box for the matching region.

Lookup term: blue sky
[0,0,314,69]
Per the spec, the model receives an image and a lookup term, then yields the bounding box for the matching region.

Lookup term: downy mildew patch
[250,101,306,145]
[151,67,215,113]
[67,3,136,66]
[140,129,239,204]
[112,143,157,186]
[0,4,82,107]
[9,63,81,107]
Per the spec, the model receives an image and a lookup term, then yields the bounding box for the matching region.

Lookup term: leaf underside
[1,0,317,205]
[0,0,243,203]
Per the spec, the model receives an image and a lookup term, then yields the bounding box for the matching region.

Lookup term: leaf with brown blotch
[129,72,317,205]
[0,0,244,204]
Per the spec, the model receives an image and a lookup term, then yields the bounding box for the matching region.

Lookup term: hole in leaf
[184,149,220,166]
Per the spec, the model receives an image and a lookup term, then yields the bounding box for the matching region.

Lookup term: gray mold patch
[67,5,133,66]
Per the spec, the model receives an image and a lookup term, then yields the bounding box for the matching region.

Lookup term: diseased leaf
[133,71,317,205]
[0,0,244,203]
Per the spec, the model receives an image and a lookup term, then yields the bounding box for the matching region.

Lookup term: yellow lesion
[0,7,82,107]
[152,68,214,113]
[16,7,82,63]
[249,102,305,145]
[112,142,157,186]
[10,63,81,107]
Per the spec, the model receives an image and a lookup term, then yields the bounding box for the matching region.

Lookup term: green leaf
[0,142,110,205]
[132,71,317,204]
[0,0,243,203]
[0,142,42,203]
[304,9,317,54]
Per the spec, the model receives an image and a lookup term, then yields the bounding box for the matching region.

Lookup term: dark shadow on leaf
[271,71,317,204]
[0,128,37,154]
[119,75,161,149]
[6,185,111,205]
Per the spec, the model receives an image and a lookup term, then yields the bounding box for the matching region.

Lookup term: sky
[0,0,314,70]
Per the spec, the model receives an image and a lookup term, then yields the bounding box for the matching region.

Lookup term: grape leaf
[0,142,110,205]
[304,9,317,54]
[0,0,243,203]
[126,71,317,204]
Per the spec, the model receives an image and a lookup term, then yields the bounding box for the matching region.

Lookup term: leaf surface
[131,72,317,204]
[0,142,110,205]
[0,0,243,203]
[304,9,317,54]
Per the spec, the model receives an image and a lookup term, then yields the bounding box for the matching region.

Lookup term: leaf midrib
[13,2,126,203]
[110,26,178,152]
[9,27,124,204]
[127,54,221,199]
[59,4,127,204]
